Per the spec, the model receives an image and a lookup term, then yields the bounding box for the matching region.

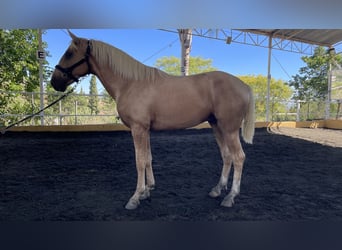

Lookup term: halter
[55,40,92,82]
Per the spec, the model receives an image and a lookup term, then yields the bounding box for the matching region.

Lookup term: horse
[51,30,255,210]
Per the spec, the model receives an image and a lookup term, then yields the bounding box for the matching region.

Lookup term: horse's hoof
[220,196,234,207]
[209,190,220,198]
[125,199,139,210]
[139,190,150,200]
[208,187,221,198]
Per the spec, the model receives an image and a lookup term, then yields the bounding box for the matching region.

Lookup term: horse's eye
[65,50,73,59]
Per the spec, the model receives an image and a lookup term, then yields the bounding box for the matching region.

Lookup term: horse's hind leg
[208,123,233,198]
[143,137,155,197]
[220,130,246,207]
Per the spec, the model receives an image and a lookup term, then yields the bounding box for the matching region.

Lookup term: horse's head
[51,30,92,92]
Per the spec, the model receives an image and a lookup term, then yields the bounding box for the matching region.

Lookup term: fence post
[296,101,301,121]
[75,100,78,125]
[59,100,62,125]
[325,64,332,120]
[31,92,34,125]
[38,29,45,126]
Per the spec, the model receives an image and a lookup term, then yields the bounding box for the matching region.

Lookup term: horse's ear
[67,29,78,39]
[67,29,80,45]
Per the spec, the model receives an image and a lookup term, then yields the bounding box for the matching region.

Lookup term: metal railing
[1,91,341,127]
[0,91,120,127]
[257,99,341,122]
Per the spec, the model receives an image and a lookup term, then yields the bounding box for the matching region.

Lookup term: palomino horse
[51,31,255,210]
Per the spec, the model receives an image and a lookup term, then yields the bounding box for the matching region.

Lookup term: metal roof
[172,29,342,65]
[164,29,342,54]
[241,29,342,47]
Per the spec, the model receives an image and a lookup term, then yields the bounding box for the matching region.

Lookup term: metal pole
[75,100,78,125]
[325,62,332,120]
[59,100,62,125]
[266,36,272,122]
[31,93,34,125]
[178,29,192,76]
[336,100,341,119]
[296,101,301,121]
[38,29,44,125]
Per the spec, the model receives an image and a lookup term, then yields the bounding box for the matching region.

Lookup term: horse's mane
[91,39,158,82]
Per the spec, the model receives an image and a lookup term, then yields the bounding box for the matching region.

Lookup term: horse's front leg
[145,137,155,192]
[125,125,151,210]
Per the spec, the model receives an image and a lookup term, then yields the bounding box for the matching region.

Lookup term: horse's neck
[90,58,133,101]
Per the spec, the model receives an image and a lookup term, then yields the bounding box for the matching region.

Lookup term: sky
[2,0,341,94]
[43,29,315,94]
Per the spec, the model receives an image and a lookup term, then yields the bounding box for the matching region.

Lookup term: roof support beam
[161,29,323,55]
[178,29,192,76]
[266,35,272,122]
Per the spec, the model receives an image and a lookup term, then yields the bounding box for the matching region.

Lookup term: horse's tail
[241,86,255,144]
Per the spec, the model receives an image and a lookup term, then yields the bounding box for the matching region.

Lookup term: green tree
[100,89,119,123]
[239,75,293,121]
[88,75,99,115]
[75,87,90,124]
[0,29,51,125]
[288,46,342,101]
[154,56,217,75]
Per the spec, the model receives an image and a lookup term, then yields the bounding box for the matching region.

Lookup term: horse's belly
[151,105,210,130]
[151,119,205,130]
[148,81,212,130]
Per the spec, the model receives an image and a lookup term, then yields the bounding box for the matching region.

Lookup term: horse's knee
[232,150,245,166]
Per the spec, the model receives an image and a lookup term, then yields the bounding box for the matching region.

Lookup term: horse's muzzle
[51,75,68,92]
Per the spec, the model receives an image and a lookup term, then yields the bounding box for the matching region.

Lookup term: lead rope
[1,84,77,135]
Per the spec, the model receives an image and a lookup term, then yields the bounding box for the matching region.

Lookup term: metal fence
[0,91,341,127]
[269,99,341,121]
[0,91,119,127]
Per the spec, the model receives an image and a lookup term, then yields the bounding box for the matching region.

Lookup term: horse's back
[206,71,250,93]
[155,70,251,114]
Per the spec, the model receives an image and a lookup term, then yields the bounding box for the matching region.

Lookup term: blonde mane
[91,39,157,82]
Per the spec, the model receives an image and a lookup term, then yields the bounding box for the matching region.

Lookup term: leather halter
[55,40,92,82]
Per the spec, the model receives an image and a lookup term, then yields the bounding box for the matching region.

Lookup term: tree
[288,46,342,101]
[154,56,217,75]
[239,75,293,121]
[100,89,119,123]
[0,29,51,125]
[88,75,99,115]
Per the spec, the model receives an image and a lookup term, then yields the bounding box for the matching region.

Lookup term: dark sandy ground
[0,128,341,221]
